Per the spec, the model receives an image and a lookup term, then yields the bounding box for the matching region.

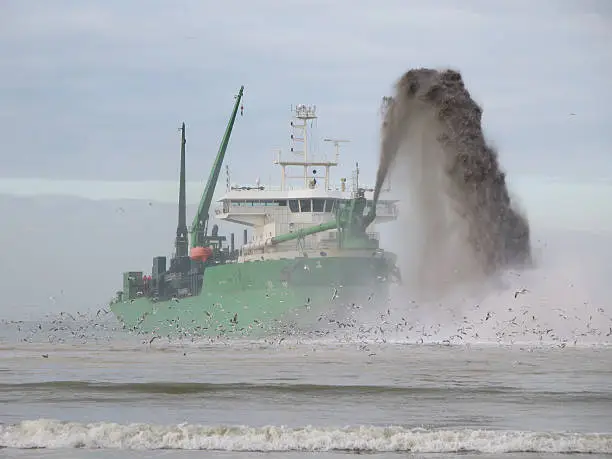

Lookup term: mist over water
[374,68,531,298]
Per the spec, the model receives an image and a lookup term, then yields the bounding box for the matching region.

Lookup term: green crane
[190,85,244,250]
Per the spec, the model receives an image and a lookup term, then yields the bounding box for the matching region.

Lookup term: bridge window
[299,199,311,212]
[312,199,324,212]
[288,200,299,212]
[324,199,337,213]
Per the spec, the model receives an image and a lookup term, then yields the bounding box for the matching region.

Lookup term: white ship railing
[229,183,378,192]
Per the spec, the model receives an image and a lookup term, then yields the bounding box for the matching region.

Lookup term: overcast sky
[1,1,610,190]
[0,1,611,319]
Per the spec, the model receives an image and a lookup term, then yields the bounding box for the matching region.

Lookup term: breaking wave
[0,419,610,453]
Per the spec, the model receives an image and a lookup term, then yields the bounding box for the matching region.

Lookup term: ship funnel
[175,122,188,258]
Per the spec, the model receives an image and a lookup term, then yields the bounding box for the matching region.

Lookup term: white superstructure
[215,104,398,261]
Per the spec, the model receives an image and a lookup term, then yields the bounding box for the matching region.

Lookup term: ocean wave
[0,380,520,395]
[2,381,610,400]
[0,419,610,453]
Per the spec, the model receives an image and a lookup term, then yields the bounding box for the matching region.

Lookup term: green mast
[175,122,188,258]
[190,85,245,249]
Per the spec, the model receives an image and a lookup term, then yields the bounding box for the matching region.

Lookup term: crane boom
[190,85,244,248]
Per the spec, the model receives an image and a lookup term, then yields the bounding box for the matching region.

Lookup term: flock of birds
[1,283,611,356]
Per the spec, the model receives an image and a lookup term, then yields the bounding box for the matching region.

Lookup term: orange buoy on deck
[190,246,213,262]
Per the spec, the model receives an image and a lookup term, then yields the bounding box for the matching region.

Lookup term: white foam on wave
[1,419,610,453]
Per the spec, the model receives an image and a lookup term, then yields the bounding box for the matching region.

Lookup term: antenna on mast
[323,138,350,163]
[351,161,360,197]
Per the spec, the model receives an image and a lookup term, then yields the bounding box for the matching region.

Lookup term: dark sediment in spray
[375,68,531,293]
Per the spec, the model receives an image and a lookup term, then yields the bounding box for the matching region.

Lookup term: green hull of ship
[110,255,395,337]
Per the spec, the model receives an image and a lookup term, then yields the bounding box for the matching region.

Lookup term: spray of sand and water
[373,68,531,298]
[355,68,612,345]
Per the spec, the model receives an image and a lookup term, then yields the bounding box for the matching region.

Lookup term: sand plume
[375,68,531,296]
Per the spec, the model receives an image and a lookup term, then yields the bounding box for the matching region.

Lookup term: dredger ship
[110,86,401,336]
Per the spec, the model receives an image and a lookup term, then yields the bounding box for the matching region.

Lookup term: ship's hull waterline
[111,255,397,337]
